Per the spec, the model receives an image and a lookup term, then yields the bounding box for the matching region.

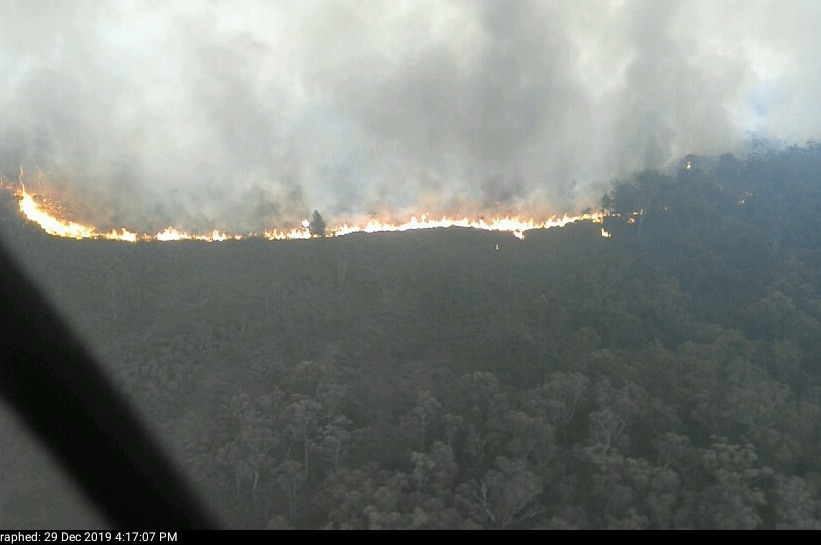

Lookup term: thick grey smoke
[1,0,820,231]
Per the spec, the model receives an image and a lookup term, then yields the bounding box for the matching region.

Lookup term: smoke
[1,0,820,231]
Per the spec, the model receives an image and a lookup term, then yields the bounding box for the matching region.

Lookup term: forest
[3,143,821,529]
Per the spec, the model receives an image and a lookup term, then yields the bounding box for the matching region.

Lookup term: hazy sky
[1,0,820,231]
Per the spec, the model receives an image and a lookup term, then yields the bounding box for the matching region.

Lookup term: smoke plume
[1,0,820,231]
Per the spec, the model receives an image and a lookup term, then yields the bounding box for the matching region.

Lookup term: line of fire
[1,170,613,243]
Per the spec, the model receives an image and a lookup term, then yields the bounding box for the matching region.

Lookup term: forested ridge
[4,144,821,529]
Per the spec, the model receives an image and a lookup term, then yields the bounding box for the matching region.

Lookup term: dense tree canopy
[4,144,821,528]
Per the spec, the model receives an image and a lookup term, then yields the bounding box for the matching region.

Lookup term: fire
[104,228,138,243]
[4,176,608,243]
[263,227,312,241]
[328,213,604,240]
[17,184,100,240]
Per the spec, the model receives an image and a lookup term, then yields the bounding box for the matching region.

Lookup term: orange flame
[328,213,604,240]
[4,176,607,242]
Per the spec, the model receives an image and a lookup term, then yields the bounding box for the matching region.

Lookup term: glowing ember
[3,175,607,243]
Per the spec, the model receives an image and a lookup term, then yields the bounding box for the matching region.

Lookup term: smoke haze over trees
[5,0,821,531]
[4,146,821,528]
[2,1,821,231]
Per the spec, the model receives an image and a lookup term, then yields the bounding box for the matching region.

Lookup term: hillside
[3,144,821,528]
